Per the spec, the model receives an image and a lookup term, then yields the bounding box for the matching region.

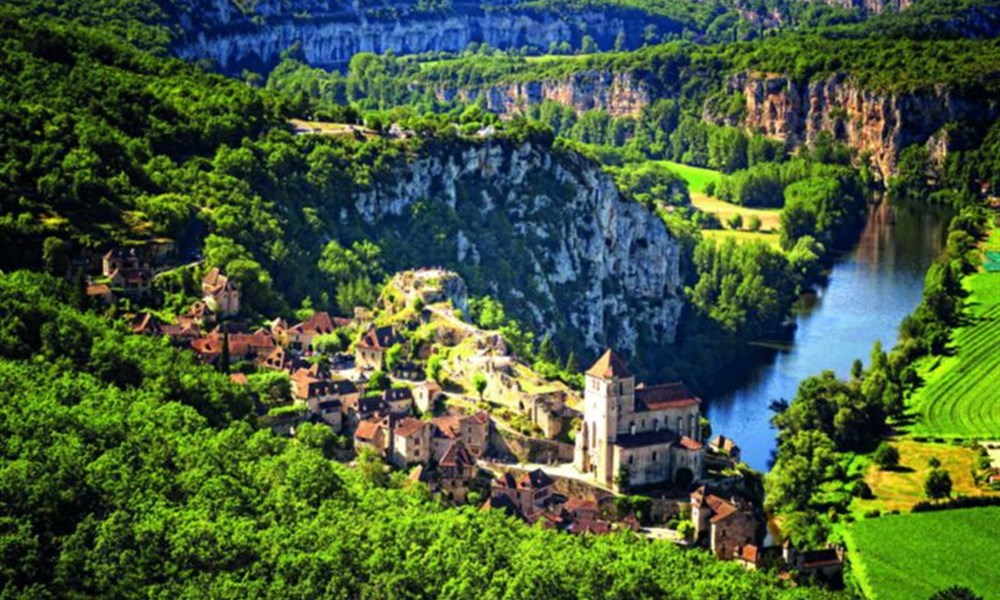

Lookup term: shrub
[873,442,900,470]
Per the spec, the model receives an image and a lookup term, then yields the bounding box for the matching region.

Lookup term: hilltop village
[83,245,844,583]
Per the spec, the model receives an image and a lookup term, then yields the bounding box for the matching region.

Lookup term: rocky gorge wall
[346,139,683,359]
[729,72,999,180]
[169,0,679,72]
[434,70,651,118]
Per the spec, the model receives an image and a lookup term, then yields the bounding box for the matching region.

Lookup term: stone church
[574,349,704,491]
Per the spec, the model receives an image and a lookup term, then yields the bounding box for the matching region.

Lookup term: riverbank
[904,227,1000,440]
[705,200,951,470]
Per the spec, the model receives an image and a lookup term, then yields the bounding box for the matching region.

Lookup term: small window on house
[628,455,634,465]
[652,452,657,461]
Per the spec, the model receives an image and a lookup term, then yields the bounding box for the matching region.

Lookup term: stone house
[356,325,401,370]
[431,411,490,460]
[574,349,705,491]
[783,542,845,581]
[202,267,240,317]
[390,417,432,468]
[102,248,153,297]
[308,398,343,431]
[489,469,555,518]
[437,440,478,503]
[287,311,342,351]
[414,380,443,414]
[354,418,389,455]
[709,435,742,462]
[382,387,414,416]
[392,361,424,381]
[690,486,758,559]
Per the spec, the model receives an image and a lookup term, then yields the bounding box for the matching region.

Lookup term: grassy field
[906,228,1000,440]
[703,229,782,250]
[845,506,1000,600]
[659,160,784,246]
[853,439,994,514]
[691,195,783,232]
[658,160,721,194]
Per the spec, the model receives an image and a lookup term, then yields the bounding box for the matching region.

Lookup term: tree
[928,456,942,468]
[368,370,389,391]
[426,354,444,384]
[580,34,598,54]
[614,465,631,491]
[219,327,230,374]
[614,31,627,51]
[385,343,403,372]
[42,237,69,276]
[747,214,762,232]
[247,370,292,406]
[851,358,864,381]
[676,519,695,541]
[472,372,487,401]
[873,442,900,470]
[929,586,984,600]
[538,333,557,364]
[565,352,578,374]
[924,468,952,500]
[727,213,743,230]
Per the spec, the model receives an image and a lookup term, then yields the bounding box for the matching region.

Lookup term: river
[704,200,952,471]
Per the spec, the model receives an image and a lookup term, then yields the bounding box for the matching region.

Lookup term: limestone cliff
[435,70,651,118]
[347,138,683,358]
[728,72,999,180]
[169,0,680,72]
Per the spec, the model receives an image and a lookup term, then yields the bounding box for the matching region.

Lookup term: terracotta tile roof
[739,544,760,563]
[679,436,703,450]
[439,440,475,469]
[635,382,701,411]
[564,496,599,514]
[229,373,248,385]
[393,417,427,438]
[468,410,490,425]
[358,325,399,350]
[567,519,613,535]
[86,283,112,296]
[432,416,462,439]
[586,349,632,379]
[293,311,337,335]
[709,502,738,523]
[354,419,382,441]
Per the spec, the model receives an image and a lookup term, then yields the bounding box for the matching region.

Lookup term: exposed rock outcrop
[729,72,999,179]
[435,70,651,118]
[348,139,683,358]
[170,0,680,72]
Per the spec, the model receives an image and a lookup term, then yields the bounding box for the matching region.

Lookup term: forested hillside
[0,270,843,599]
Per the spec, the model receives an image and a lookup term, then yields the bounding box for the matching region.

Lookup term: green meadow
[845,507,1000,600]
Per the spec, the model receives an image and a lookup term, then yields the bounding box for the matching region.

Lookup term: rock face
[821,0,911,15]
[349,139,683,358]
[170,0,680,72]
[731,72,999,179]
[435,70,651,118]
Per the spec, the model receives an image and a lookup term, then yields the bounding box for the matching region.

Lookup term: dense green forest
[0,270,846,599]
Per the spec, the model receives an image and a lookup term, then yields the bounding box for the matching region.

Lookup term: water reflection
[704,201,950,470]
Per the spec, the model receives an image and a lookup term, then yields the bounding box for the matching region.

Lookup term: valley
[0,0,998,598]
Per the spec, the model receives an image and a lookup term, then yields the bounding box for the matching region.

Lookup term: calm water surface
[705,201,951,470]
